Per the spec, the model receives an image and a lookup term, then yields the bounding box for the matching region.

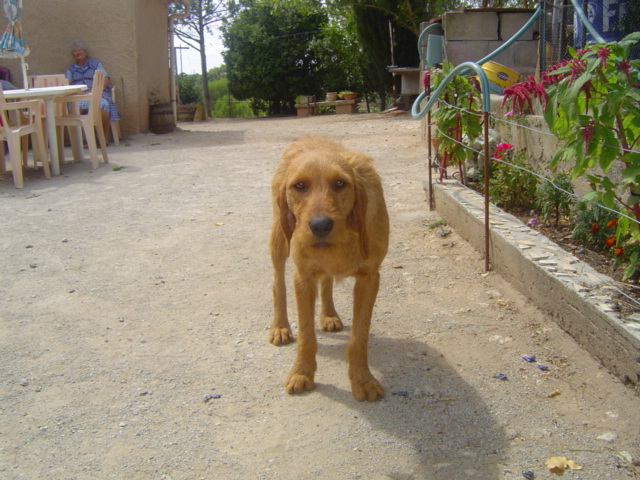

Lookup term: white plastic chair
[54,70,108,169]
[26,74,69,164]
[0,86,50,188]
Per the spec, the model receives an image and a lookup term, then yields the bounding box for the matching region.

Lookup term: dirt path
[1,113,638,479]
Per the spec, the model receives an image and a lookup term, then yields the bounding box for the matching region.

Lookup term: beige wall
[0,0,174,135]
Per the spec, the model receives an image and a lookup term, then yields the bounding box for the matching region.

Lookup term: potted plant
[339,91,358,101]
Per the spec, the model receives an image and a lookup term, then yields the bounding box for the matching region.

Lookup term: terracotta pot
[342,93,358,101]
[326,92,338,102]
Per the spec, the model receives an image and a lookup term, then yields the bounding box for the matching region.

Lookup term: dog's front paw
[269,327,294,345]
[351,376,384,402]
[285,373,315,394]
[320,314,344,332]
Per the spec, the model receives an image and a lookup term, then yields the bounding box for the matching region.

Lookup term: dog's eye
[334,179,347,190]
[293,181,306,191]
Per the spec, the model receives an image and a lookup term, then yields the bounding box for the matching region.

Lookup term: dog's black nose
[309,215,333,237]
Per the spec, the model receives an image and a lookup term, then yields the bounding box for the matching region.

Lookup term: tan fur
[269,136,389,401]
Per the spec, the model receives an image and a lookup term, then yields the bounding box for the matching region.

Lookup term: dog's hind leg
[319,275,344,332]
[269,224,294,345]
[348,271,384,402]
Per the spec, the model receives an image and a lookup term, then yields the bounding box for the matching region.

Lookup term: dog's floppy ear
[278,185,296,244]
[348,180,369,260]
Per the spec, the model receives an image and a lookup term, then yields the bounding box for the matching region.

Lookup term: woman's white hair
[70,40,87,53]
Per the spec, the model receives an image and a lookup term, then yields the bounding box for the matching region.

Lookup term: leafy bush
[431,64,483,176]
[178,73,201,105]
[502,33,640,279]
[211,94,255,118]
[536,173,575,226]
[571,201,618,252]
[489,146,538,212]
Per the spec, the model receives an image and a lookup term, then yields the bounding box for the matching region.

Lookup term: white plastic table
[5,85,88,176]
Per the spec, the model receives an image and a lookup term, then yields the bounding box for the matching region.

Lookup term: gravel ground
[1,113,639,480]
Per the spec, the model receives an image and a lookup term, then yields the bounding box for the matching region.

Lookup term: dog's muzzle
[309,215,333,238]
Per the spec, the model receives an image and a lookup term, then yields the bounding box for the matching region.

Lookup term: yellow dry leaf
[547,388,561,398]
[546,456,582,474]
[214,222,224,226]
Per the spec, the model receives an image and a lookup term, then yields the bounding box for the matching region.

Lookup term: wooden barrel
[177,104,196,122]
[149,103,175,134]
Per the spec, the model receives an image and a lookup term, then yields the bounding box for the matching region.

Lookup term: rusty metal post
[427,110,434,210]
[483,111,491,272]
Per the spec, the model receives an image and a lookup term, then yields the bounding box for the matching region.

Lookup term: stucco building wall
[0,0,175,136]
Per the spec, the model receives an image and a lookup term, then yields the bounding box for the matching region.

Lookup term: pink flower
[492,143,514,161]
[495,142,514,152]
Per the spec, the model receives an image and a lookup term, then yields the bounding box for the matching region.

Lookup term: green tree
[313,5,365,95]
[222,0,328,115]
[178,73,202,104]
[338,0,459,108]
[171,0,238,117]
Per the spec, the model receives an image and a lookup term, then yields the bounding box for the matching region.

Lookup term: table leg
[43,99,60,176]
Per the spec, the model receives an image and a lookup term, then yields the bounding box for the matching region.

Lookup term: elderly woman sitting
[65,41,120,144]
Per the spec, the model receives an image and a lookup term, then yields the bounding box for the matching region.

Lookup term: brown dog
[269,136,389,401]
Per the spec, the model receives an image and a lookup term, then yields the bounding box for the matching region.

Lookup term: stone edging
[429,180,640,390]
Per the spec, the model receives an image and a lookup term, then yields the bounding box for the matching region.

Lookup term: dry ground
[1,113,639,480]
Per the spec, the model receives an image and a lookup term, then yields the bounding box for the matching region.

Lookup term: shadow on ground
[313,332,506,479]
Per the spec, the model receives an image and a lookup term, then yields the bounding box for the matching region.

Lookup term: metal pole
[428,110,433,210]
[483,111,491,272]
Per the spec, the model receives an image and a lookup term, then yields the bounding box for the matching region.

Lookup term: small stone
[19,379,29,387]
[597,432,617,443]
[392,390,409,397]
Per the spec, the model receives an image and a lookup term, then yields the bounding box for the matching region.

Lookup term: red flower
[501,76,548,115]
[618,59,632,83]
[590,223,600,234]
[614,246,624,257]
[581,120,595,155]
[568,58,587,87]
[422,70,431,92]
[605,236,616,248]
[596,46,610,68]
[606,219,618,229]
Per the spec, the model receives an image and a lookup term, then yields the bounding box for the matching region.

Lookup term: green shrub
[536,173,575,226]
[178,73,201,104]
[489,147,538,212]
[571,201,618,251]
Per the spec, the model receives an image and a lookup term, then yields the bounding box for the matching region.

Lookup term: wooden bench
[295,99,359,116]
